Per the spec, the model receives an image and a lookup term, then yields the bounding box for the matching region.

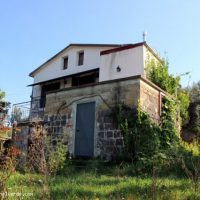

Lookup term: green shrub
[113,98,195,175]
[146,58,190,125]
[114,103,166,172]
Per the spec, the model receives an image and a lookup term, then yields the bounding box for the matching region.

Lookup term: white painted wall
[33,46,114,84]
[31,44,161,99]
[99,46,145,82]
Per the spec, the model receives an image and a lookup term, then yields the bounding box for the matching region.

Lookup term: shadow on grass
[50,184,150,200]
[7,167,199,200]
[50,173,193,200]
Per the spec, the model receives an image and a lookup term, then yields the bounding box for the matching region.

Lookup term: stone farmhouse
[14,42,167,160]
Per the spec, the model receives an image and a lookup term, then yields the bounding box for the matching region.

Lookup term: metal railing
[12,97,45,123]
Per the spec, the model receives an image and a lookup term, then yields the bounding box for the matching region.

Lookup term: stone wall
[96,109,124,160]
[45,78,140,159]
[140,79,162,122]
[13,76,164,161]
[40,77,163,160]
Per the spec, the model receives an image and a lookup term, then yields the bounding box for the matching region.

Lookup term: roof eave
[28,68,99,86]
[100,42,146,55]
[29,43,121,77]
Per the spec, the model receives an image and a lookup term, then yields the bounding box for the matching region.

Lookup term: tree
[12,107,22,122]
[185,82,200,136]
[0,89,5,100]
[0,89,11,140]
[188,81,200,103]
[178,89,190,125]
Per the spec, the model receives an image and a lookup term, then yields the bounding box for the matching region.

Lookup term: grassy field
[3,167,200,200]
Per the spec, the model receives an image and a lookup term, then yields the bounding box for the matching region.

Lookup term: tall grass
[4,168,200,200]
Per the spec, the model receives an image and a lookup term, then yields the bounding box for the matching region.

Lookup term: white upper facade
[30,44,120,84]
[100,45,144,81]
[30,42,161,85]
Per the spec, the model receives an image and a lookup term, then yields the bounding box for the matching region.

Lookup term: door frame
[72,98,97,157]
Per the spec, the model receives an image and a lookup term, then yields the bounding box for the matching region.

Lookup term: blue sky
[0,0,199,105]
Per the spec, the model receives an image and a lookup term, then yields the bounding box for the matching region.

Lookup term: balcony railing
[12,97,45,123]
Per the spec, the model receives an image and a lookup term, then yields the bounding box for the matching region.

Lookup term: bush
[27,120,70,176]
[114,103,166,172]
[113,99,197,175]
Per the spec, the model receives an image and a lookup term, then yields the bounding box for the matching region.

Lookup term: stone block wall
[97,129,124,160]
[38,77,163,160]
[140,80,161,122]
[44,114,69,136]
[44,78,141,159]
[96,109,124,160]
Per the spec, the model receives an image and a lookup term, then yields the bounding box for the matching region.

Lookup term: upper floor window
[63,56,68,70]
[78,51,84,66]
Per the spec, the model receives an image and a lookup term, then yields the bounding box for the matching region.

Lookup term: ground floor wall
[45,78,140,159]
[140,79,163,122]
[13,77,164,161]
[44,77,163,160]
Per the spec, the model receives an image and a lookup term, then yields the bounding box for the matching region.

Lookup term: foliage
[181,153,200,194]
[114,98,197,174]
[188,81,200,102]
[5,170,200,200]
[27,120,70,176]
[146,59,190,125]
[185,81,200,136]
[0,89,17,198]
[26,120,70,198]
[114,103,168,172]
[160,96,179,148]
[0,89,5,100]
[188,102,200,135]
[146,59,180,95]
[12,107,22,122]
[178,89,190,124]
[0,89,11,140]
[0,145,20,196]
[46,136,70,175]
[27,122,47,174]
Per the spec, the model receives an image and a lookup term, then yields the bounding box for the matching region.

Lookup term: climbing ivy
[111,57,191,171]
[146,58,190,125]
[161,96,179,148]
[113,100,188,172]
[146,59,179,95]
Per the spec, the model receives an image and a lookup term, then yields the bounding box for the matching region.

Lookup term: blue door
[75,102,95,157]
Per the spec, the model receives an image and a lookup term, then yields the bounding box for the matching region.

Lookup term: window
[63,57,68,70]
[78,51,84,66]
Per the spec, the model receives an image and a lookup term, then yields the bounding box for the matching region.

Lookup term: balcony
[12,97,45,123]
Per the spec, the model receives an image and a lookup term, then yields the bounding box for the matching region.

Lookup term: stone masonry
[43,76,165,160]
[14,76,165,161]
